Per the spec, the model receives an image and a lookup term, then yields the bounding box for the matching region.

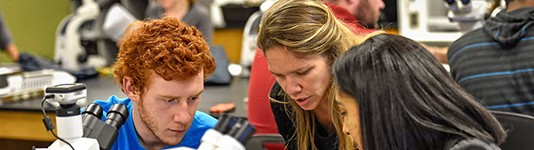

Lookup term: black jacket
[269,82,339,150]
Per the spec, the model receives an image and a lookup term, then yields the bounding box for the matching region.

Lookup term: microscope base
[47,137,99,150]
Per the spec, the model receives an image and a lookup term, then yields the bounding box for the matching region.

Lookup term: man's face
[137,71,204,145]
[354,0,385,28]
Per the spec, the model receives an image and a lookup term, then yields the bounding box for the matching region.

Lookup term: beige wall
[0,1,70,62]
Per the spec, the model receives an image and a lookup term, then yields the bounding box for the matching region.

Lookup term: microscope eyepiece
[224,118,256,145]
[104,103,128,130]
[82,103,129,150]
[83,103,103,119]
[461,0,470,4]
[213,113,239,134]
[231,120,256,144]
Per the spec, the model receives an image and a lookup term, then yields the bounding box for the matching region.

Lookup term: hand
[6,43,19,62]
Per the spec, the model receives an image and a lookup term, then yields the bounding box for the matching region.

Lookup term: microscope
[165,114,257,150]
[444,0,489,33]
[55,0,122,72]
[36,83,251,150]
[197,114,256,150]
[34,83,128,150]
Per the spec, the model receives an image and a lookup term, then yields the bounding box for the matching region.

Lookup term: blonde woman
[256,0,377,149]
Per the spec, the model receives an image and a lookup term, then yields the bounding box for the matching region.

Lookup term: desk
[0,76,249,143]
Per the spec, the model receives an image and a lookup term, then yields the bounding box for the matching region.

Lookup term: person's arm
[422,44,448,64]
[194,5,213,45]
[5,43,19,62]
[0,13,19,62]
[197,16,213,45]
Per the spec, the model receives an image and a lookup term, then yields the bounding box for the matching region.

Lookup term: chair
[245,134,286,150]
[246,51,285,150]
[491,111,534,150]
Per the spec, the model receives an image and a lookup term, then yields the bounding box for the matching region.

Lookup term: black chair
[491,111,534,150]
[245,134,285,150]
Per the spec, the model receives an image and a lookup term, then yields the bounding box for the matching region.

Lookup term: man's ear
[122,76,141,102]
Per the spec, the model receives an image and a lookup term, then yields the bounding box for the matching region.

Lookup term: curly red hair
[114,17,215,93]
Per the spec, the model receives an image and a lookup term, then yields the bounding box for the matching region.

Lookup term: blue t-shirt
[93,96,217,150]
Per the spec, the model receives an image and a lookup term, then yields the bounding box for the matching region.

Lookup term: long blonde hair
[257,0,370,149]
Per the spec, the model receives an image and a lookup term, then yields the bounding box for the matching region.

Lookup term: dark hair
[333,34,506,150]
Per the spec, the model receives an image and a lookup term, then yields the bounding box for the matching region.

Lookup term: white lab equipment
[54,0,107,72]
[238,0,275,77]
[102,3,137,41]
[397,0,489,43]
[35,84,129,150]
[445,0,489,33]
[37,84,100,150]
